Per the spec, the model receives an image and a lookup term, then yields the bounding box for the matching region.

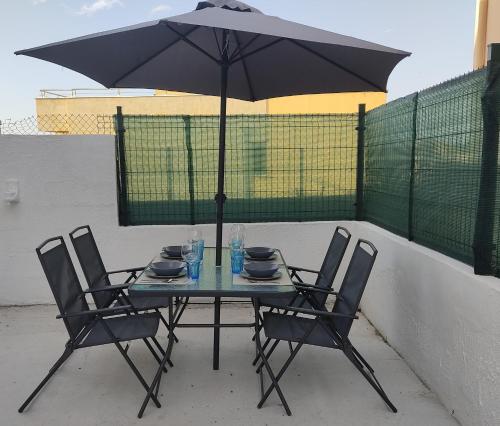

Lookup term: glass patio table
[128,247,297,417]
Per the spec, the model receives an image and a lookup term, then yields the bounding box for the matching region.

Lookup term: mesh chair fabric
[71,228,116,309]
[258,294,313,310]
[263,312,337,348]
[312,228,350,306]
[39,241,91,339]
[332,243,375,337]
[78,313,160,348]
[114,295,171,310]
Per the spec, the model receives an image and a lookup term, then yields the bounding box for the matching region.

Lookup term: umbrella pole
[215,60,229,266]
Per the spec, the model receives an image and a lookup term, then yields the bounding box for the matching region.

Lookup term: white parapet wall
[357,222,500,426]
[0,135,350,305]
[0,135,499,426]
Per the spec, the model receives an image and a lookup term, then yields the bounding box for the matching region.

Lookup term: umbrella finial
[196,0,262,14]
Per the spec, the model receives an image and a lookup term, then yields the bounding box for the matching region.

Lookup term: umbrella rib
[229,33,261,62]
[233,32,256,101]
[289,39,386,92]
[109,25,199,87]
[164,22,222,65]
[230,38,284,65]
[212,28,223,57]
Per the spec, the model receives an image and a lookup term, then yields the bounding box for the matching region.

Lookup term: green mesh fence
[115,49,500,276]
[117,114,358,225]
[412,70,487,264]
[479,55,500,276]
[364,68,489,266]
[363,93,417,236]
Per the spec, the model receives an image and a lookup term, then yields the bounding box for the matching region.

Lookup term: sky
[0,0,477,119]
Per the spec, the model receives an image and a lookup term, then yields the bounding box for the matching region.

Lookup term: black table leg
[213,297,221,370]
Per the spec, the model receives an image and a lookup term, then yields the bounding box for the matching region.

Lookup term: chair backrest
[69,225,114,309]
[311,226,351,307]
[37,236,91,341]
[331,239,377,339]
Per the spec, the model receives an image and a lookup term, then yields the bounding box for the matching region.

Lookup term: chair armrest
[287,265,320,274]
[83,283,129,294]
[57,305,133,319]
[294,282,338,296]
[264,303,357,320]
[107,267,145,275]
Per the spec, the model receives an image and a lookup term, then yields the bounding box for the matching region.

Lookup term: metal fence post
[407,92,419,241]
[115,106,129,226]
[473,43,500,275]
[182,115,196,225]
[355,104,366,220]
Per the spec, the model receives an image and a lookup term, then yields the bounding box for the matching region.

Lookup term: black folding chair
[69,225,186,346]
[19,236,169,415]
[252,226,351,365]
[254,239,397,416]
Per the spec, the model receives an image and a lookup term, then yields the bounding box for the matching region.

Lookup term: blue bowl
[244,262,279,278]
[245,247,275,259]
[162,245,182,258]
[150,260,185,276]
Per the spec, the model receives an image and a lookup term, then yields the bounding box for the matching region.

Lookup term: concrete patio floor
[0,304,459,426]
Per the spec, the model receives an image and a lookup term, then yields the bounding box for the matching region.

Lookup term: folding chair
[69,225,186,346]
[18,236,169,415]
[254,239,397,416]
[252,226,351,365]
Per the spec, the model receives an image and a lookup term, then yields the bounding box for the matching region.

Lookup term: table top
[128,247,297,298]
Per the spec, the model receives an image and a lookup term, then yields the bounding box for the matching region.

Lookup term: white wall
[1,135,499,426]
[357,222,500,426]
[0,135,345,305]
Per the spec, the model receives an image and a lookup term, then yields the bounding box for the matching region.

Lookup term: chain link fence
[0,114,114,135]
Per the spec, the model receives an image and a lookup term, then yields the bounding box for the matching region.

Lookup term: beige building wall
[36,91,386,134]
[267,92,386,114]
[474,0,500,69]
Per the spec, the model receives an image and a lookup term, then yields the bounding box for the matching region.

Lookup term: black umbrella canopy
[16,0,410,266]
[16,0,410,101]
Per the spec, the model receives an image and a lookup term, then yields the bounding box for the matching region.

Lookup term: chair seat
[259,293,314,310]
[114,295,171,310]
[78,313,160,348]
[263,312,338,349]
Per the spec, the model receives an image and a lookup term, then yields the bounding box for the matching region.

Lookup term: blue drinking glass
[196,239,205,261]
[231,249,244,274]
[187,258,201,280]
[230,238,243,250]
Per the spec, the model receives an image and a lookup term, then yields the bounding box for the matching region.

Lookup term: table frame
[129,247,296,417]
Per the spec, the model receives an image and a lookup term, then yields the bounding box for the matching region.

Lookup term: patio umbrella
[15,0,410,265]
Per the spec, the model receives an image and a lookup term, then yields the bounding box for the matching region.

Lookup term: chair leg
[257,341,303,412]
[256,339,281,373]
[150,336,174,368]
[114,341,162,409]
[156,309,179,343]
[253,305,291,416]
[143,338,169,372]
[251,309,271,342]
[18,345,73,413]
[343,346,397,413]
[252,336,272,366]
[138,299,176,418]
[173,297,189,326]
